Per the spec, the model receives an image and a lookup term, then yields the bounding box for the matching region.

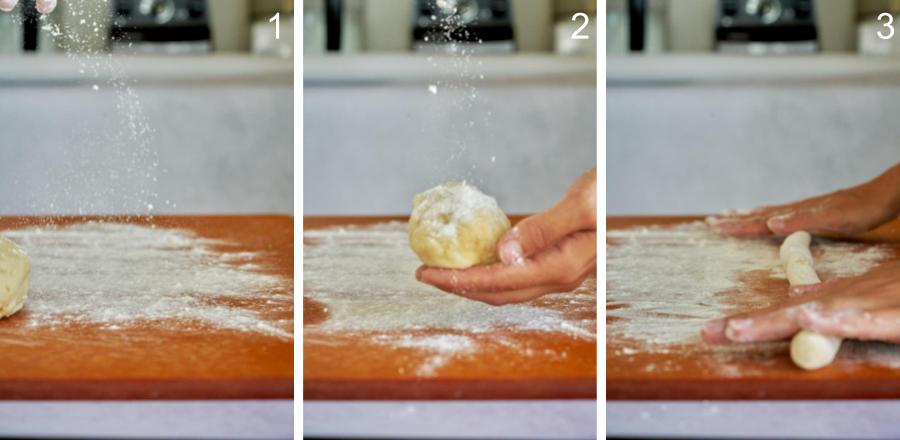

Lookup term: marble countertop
[0,54,292,86]
[304,54,597,85]
[608,54,900,85]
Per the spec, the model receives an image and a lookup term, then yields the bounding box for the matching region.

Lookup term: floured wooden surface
[0,216,293,399]
[303,217,597,400]
[607,217,900,400]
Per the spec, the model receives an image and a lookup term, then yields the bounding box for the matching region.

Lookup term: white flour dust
[421,7,498,181]
[304,222,595,376]
[607,222,890,352]
[26,0,170,216]
[411,181,502,239]
[377,334,476,376]
[4,222,291,338]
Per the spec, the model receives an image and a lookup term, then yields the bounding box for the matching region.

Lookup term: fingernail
[415,267,423,281]
[766,213,791,231]
[725,318,752,342]
[500,240,524,266]
[36,0,55,14]
[702,318,725,337]
[0,0,18,12]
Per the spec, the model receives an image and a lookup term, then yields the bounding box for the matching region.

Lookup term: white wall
[304,82,596,215]
[0,76,292,215]
[608,58,900,215]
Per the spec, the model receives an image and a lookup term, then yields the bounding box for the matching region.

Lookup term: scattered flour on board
[303,222,596,377]
[607,222,897,369]
[3,222,291,338]
[376,334,477,377]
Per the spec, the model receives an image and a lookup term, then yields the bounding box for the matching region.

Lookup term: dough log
[779,231,842,370]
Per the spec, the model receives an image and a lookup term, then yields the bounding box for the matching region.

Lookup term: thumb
[497,203,587,265]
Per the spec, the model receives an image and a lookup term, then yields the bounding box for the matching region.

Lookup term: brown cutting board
[607,216,900,400]
[0,215,293,400]
[303,216,597,400]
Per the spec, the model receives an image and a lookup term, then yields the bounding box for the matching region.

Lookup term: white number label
[571,12,589,40]
[270,12,280,40]
[878,12,894,40]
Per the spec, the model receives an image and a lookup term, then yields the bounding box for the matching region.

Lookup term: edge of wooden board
[304,378,596,400]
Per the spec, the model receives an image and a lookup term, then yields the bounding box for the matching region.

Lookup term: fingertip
[499,239,524,266]
[0,0,18,12]
[36,0,55,14]
[724,318,754,342]
[766,212,797,235]
[700,318,729,344]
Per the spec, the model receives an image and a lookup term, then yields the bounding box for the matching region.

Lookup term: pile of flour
[4,222,291,338]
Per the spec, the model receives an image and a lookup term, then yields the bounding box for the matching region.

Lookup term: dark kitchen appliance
[109,0,211,53]
[716,0,818,54]
[412,0,515,53]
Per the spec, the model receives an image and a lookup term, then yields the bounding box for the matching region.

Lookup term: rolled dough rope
[779,231,842,370]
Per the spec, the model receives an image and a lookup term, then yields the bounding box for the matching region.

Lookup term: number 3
[571,12,589,40]
[878,12,894,40]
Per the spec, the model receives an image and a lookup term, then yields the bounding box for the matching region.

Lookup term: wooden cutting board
[0,215,293,400]
[303,216,597,400]
[607,216,900,400]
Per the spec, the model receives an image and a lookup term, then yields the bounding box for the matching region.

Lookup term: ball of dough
[0,236,29,319]
[409,181,511,269]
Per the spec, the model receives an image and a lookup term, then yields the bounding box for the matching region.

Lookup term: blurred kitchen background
[608,0,900,215]
[0,0,293,215]
[304,0,597,215]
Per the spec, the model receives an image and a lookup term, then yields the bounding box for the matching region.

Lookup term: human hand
[416,169,597,305]
[701,261,900,344]
[706,163,900,237]
[0,0,58,14]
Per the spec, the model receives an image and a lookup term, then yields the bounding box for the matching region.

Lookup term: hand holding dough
[0,236,29,319]
[409,181,510,269]
[779,231,842,370]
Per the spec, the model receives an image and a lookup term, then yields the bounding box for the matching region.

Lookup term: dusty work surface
[607,216,900,400]
[0,215,293,399]
[303,216,597,400]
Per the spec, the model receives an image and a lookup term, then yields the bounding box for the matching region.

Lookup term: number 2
[270,12,280,40]
[878,12,894,40]
[571,12,589,40]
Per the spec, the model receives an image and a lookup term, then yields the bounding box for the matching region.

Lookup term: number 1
[270,12,280,40]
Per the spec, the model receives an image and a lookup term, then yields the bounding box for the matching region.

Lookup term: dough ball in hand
[409,181,511,269]
[0,236,29,319]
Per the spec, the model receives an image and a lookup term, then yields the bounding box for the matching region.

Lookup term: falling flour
[3,222,291,338]
[607,221,896,370]
[304,222,595,376]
